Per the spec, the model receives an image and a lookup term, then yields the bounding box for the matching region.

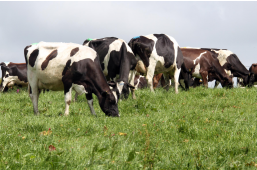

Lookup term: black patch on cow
[62,59,72,94]
[62,59,71,77]
[101,63,105,71]
[107,50,121,79]
[41,50,58,70]
[29,49,39,67]
[86,37,118,64]
[176,47,184,69]
[70,47,79,57]
[24,45,31,65]
[226,54,249,76]
[154,34,174,68]
[29,85,32,94]
[128,36,154,67]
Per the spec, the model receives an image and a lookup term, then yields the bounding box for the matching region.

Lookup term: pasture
[0,86,257,169]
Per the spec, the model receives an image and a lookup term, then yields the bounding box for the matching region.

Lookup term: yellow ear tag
[189,69,191,72]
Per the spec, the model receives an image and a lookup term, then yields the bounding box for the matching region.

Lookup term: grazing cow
[200,48,255,87]
[0,62,28,92]
[128,34,189,93]
[180,48,233,88]
[24,42,119,117]
[83,37,137,99]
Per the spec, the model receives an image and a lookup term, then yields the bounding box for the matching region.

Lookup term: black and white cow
[201,48,255,87]
[24,42,119,117]
[0,62,28,92]
[83,37,137,99]
[128,34,189,93]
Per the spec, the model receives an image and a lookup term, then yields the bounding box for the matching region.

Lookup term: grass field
[0,86,257,169]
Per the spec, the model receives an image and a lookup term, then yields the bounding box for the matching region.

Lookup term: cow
[180,48,233,88]
[83,37,137,99]
[128,34,189,94]
[0,62,28,92]
[200,48,255,87]
[24,42,119,117]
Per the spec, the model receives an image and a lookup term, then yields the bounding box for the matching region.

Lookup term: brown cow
[181,48,233,88]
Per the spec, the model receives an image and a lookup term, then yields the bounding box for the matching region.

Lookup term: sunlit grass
[0,86,257,169]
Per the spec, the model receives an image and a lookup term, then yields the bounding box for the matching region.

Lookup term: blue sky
[1,1,256,86]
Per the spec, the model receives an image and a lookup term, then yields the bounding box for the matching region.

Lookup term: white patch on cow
[224,69,232,76]
[215,50,233,66]
[72,84,87,95]
[193,51,206,65]
[64,87,72,116]
[117,81,124,94]
[192,52,207,79]
[102,39,123,76]
[70,46,97,65]
[110,86,118,103]
[134,75,144,90]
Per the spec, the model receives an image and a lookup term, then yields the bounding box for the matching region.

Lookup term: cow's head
[0,63,11,92]
[99,89,120,117]
[115,81,135,99]
[220,75,233,88]
[246,73,255,87]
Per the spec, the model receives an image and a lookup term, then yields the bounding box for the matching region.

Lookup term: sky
[0,1,257,86]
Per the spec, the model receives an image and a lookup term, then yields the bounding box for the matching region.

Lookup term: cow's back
[25,42,97,90]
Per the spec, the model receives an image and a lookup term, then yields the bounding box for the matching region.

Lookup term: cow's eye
[5,74,9,78]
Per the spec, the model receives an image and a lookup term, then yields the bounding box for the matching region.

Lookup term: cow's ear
[127,83,135,89]
[108,81,116,88]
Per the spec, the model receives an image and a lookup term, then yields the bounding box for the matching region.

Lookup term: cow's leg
[162,73,170,91]
[64,87,72,116]
[29,83,40,115]
[86,93,97,116]
[173,67,182,94]
[145,59,157,92]
[214,81,220,88]
[74,92,79,102]
[129,70,137,99]
[200,71,208,88]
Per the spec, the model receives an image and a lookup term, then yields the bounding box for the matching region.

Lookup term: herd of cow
[1,34,257,117]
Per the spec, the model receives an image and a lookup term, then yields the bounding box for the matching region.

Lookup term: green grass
[1,86,257,169]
